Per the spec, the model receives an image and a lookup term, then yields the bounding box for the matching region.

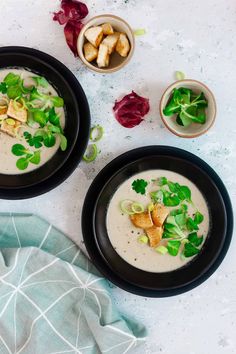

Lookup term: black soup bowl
[82,146,233,297]
[0,46,90,198]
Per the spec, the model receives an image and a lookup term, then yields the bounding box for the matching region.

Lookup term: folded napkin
[0,214,146,354]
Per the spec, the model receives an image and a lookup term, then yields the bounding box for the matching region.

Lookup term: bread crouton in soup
[0,119,20,138]
[152,204,169,227]
[145,226,163,248]
[7,99,27,123]
[130,212,153,229]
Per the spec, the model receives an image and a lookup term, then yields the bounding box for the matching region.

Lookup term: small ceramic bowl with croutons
[77,14,135,73]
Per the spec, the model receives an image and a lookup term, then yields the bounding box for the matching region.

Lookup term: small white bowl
[77,14,135,73]
[159,80,217,138]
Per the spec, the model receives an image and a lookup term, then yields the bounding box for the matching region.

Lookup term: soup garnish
[120,176,205,259]
[0,71,67,171]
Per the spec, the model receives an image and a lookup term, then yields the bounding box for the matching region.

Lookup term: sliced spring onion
[137,235,149,244]
[13,97,26,112]
[175,71,185,81]
[181,238,189,244]
[120,200,135,215]
[131,202,145,214]
[90,125,104,142]
[0,114,8,121]
[133,28,146,36]
[155,245,168,255]
[83,144,98,163]
[0,97,9,105]
[5,118,16,126]
[148,202,154,212]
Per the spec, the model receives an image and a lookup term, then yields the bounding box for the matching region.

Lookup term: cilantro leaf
[132,179,148,195]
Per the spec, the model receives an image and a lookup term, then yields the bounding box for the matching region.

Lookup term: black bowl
[0,46,90,196]
[82,146,233,297]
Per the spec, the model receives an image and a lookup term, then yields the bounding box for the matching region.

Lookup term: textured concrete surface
[0,1,236,353]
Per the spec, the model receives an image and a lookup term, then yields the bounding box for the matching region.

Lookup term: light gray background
[1,1,236,353]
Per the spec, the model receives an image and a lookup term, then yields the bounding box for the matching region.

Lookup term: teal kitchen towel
[0,214,146,354]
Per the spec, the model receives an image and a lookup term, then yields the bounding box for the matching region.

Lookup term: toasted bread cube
[7,99,27,123]
[0,106,7,115]
[96,43,110,68]
[130,212,153,229]
[102,23,114,35]
[0,119,20,137]
[102,32,120,54]
[116,33,130,57]
[83,42,98,62]
[152,204,169,227]
[146,226,163,248]
[84,26,103,48]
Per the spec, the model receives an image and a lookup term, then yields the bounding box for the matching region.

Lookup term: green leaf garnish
[24,132,43,148]
[43,133,56,147]
[0,82,7,94]
[33,110,48,127]
[11,144,28,156]
[194,211,204,224]
[32,76,49,88]
[16,158,29,170]
[183,242,200,257]
[4,73,20,86]
[132,179,148,195]
[187,232,203,247]
[167,240,181,256]
[59,134,67,151]
[186,217,199,231]
[163,87,208,126]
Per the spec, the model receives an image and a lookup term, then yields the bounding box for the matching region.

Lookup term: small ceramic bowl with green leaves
[159,79,217,138]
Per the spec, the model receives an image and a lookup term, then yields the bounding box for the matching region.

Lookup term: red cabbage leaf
[113,91,150,128]
[53,0,88,56]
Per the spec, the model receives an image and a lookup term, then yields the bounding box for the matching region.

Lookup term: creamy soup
[106,170,210,273]
[0,69,65,174]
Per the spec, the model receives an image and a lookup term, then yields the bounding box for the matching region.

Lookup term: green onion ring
[120,200,136,215]
[133,28,146,36]
[90,125,104,142]
[83,144,98,163]
[131,202,145,213]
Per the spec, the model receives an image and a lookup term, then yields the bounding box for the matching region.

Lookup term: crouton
[7,99,27,123]
[102,32,120,54]
[0,106,7,115]
[96,43,110,68]
[102,23,114,35]
[83,42,98,62]
[116,33,130,57]
[145,226,163,248]
[84,26,103,48]
[130,212,153,229]
[151,204,169,227]
[0,118,20,138]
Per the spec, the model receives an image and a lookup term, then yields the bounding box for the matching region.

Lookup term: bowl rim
[159,79,217,138]
[77,14,135,74]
